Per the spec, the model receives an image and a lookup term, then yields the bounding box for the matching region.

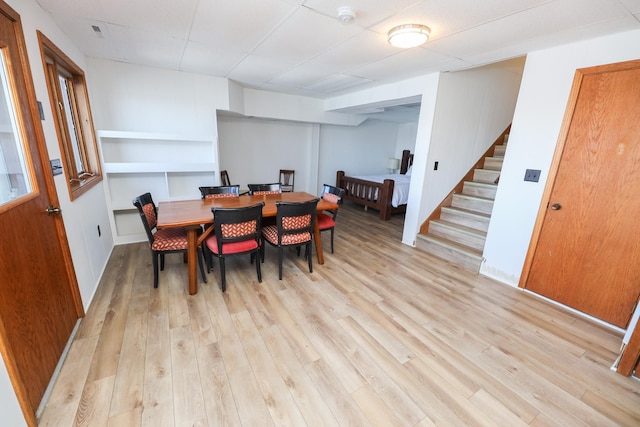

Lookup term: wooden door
[523,60,640,329]
[0,3,83,424]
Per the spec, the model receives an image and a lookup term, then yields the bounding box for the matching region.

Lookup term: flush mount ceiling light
[387,24,431,48]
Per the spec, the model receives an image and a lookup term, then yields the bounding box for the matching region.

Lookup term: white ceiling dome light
[387,24,431,48]
[336,6,356,24]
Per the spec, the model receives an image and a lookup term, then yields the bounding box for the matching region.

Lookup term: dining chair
[220,170,231,186]
[317,184,345,253]
[261,198,319,280]
[205,202,265,292]
[199,185,240,199]
[133,192,207,288]
[248,183,282,195]
[278,169,295,192]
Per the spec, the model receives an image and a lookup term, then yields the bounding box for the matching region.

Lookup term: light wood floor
[39,203,640,426]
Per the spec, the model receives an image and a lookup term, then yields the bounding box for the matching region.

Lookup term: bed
[336,149,414,220]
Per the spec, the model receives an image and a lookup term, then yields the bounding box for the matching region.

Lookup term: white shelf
[98,130,218,245]
[103,162,215,173]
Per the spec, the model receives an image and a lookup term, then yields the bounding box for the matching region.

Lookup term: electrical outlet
[434,161,438,170]
[524,169,541,182]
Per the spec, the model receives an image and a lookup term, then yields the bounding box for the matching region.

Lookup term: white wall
[0,354,25,426]
[87,59,228,137]
[403,60,523,244]
[219,115,411,196]
[318,119,402,194]
[217,116,316,192]
[482,29,640,286]
[396,122,418,159]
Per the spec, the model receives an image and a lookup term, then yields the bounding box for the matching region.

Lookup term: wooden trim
[518,70,584,288]
[399,149,413,174]
[519,59,640,289]
[617,320,640,376]
[36,30,102,201]
[419,125,511,233]
[0,4,84,425]
[0,3,46,425]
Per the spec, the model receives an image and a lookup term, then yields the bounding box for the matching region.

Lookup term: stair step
[463,181,497,199]
[416,234,483,271]
[429,219,487,251]
[452,193,494,214]
[483,156,503,171]
[440,206,491,232]
[473,168,500,184]
[494,145,507,157]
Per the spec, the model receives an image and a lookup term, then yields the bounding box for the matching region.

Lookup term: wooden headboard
[400,149,414,174]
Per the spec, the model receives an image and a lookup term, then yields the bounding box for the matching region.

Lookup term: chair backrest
[279,169,295,192]
[210,202,264,253]
[220,170,231,186]
[320,184,345,220]
[132,192,157,243]
[199,185,240,199]
[321,184,345,205]
[248,183,282,195]
[274,198,319,245]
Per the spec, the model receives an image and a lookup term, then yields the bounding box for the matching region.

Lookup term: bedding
[336,149,414,220]
[352,173,411,208]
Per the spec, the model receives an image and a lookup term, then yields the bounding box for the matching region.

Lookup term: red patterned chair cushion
[253,190,281,195]
[206,236,259,254]
[262,225,311,245]
[204,193,238,199]
[221,220,256,237]
[322,192,340,204]
[282,214,310,229]
[316,212,335,230]
[151,227,188,251]
[142,203,157,229]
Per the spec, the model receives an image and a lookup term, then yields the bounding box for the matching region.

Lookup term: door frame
[519,59,640,287]
[0,2,83,425]
[518,59,640,375]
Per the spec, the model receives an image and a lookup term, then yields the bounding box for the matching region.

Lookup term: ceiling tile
[370,0,553,38]
[301,0,424,27]
[251,6,363,63]
[305,30,399,71]
[424,0,633,58]
[226,54,297,87]
[34,0,640,98]
[349,47,464,82]
[180,41,246,76]
[105,24,185,69]
[188,0,298,51]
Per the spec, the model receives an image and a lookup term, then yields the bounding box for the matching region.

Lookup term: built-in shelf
[98,130,218,244]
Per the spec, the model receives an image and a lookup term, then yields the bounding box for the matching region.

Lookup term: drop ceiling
[35,0,640,99]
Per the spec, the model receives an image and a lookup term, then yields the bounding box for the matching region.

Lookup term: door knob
[550,203,562,210]
[45,206,62,215]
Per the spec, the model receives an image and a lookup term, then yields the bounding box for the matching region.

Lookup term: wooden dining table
[156,192,338,295]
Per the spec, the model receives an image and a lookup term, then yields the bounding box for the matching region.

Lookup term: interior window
[38,31,101,200]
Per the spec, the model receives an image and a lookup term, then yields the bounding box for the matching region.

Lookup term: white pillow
[405,165,412,176]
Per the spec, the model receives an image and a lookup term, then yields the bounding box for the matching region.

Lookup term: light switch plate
[51,158,62,176]
[524,169,541,182]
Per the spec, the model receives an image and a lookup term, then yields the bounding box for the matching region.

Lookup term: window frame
[37,31,101,200]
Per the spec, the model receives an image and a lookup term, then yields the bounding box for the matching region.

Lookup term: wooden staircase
[416,134,508,271]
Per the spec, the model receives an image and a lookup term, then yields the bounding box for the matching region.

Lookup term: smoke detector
[337,6,356,24]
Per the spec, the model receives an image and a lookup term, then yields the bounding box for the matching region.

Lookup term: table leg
[187,226,199,295]
[313,220,324,265]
